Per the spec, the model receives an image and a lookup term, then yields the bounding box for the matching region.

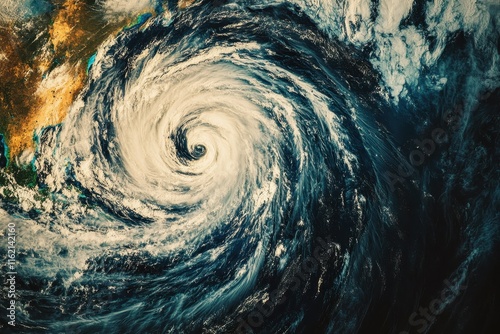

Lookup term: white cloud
[0,0,35,22]
[97,0,156,19]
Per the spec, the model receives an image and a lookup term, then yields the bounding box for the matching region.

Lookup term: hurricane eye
[191,144,206,158]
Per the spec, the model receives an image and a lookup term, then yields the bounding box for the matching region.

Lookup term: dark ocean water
[0,0,499,333]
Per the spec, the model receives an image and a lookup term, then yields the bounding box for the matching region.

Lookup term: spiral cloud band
[33,4,388,332]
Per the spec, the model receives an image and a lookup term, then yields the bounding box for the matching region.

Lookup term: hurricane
[0,0,498,333]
